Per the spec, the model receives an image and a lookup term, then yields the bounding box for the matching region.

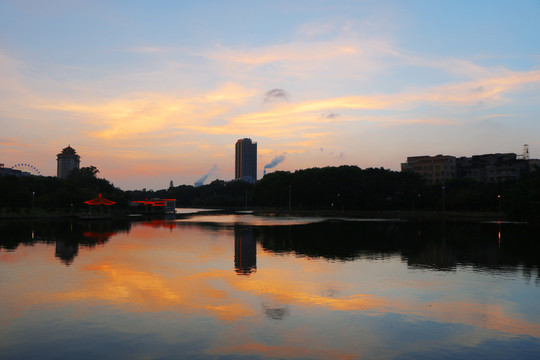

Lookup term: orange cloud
[201,40,363,65]
[37,83,256,141]
[0,137,31,147]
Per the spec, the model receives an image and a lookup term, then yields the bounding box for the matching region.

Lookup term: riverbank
[0,209,73,220]
[1,207,510,222]
[251,208,510,222]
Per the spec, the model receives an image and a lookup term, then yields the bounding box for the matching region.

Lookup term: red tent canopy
[84,194,116,206]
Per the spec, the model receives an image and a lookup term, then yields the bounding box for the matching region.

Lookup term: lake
[1,212,539,359]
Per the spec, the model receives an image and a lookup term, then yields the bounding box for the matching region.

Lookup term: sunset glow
[1,1,539,189]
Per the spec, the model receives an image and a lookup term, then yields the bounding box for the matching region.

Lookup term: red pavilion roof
[84,194,116,206]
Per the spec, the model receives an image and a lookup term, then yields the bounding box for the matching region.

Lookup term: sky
[1,0,539,190]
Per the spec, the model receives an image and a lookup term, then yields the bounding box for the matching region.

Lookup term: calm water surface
[1,214,539,359]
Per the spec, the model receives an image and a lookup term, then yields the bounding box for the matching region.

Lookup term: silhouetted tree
[505,168,540,222]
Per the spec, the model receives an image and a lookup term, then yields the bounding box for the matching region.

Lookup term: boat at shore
[130,198,177,214]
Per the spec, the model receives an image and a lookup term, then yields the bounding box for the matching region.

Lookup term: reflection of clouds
[205,302,257,321]
[212,342,358,360]
[417,301,540,338]
[43,256,540,338]
[7,223,540,347]
[262,303,290,320]
[80,264,183,305]
[47,258,259,321]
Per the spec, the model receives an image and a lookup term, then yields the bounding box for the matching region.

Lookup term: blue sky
[1,0,539,189]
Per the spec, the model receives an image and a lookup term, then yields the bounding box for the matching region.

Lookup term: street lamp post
[32,192,35,211]
[288,185,291,212]
[442,183,446,212]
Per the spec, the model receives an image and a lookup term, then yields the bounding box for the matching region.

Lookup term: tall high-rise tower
[56,145,81,178]
[235,138,257,183]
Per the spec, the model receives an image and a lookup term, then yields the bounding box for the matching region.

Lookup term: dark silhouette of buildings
[235,138,257,183]
[402,152,538,183]
[457,153,529,183]
[57,145,80,178]
[401,155,457,184]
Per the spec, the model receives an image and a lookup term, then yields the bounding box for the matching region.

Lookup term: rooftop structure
[57,145,80,179]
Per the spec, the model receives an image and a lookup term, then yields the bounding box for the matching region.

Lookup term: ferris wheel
[11,163,42,176]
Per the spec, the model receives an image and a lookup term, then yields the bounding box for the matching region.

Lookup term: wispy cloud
[201,40,361,65]
[0,138,30,147]
[32,65,540,164]
[124,46,172,54]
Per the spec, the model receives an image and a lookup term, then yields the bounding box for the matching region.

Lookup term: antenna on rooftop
[523,144,530,160]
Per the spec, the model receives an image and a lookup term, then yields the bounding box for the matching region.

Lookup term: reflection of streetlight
[498,221,502,250]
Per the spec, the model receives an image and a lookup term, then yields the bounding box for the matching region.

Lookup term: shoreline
[252,209,510,222]
[0,208,510,222]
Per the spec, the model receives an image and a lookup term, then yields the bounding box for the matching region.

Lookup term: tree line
[1,165,539,221]
[0,166,128,214]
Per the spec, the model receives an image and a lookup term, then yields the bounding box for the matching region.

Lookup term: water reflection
[1,216,540,359]
[252,220,540,278]
[235,227,257,275]
[0,219,131,265]
[55,239,78,265]
[177,213,322,226]
[262,302,290,320]
[1,217,539,278]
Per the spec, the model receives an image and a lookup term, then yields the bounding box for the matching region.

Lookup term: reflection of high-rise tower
[55,240,78,266]
[234,227,257,275]
[235,138,257,183]
[56,145,81,178]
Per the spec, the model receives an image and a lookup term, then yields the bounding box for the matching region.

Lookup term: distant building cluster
[235,138,257,183]
[56,145,80,178]
[402,151,540,184]
[3,140,539,188]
